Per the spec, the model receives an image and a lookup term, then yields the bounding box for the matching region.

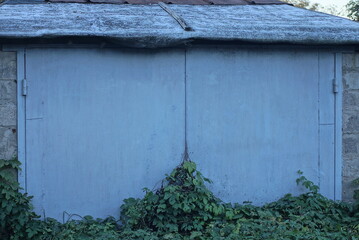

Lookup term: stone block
[343,53,359,70]
[343,135,359,156]
[0,52,16,80]
[0,101,16,126]
[342,164,359,202]
[0,80,16,101]
[343,91,359,110]
[343,158,359,178]
[0,127,17,160]
[343,111,359,134]
[343,70,359,90]
[342,176,356,202]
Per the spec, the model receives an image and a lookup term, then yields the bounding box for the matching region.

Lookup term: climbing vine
[1,158,359,240]
[0,159,41,240]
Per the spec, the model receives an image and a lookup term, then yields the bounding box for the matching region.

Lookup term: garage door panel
[26,48,185,219]
[187,48,322,204]
[319,52,335,124]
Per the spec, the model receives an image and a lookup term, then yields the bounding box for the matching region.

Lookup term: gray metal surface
[0,3,358,47]
[25,48,186,220]
[186,48,338,204]
[22,47,339,219]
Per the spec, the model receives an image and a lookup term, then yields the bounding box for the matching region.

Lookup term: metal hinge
[332,78,338,94]
[21,79,27,96]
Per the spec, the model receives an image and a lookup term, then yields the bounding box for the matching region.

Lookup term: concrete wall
[343,53,359,202]
[0,50,17,160]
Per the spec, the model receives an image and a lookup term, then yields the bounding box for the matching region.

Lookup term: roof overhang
[0,3,359,48]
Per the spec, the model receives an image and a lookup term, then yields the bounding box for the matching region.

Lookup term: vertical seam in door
[24,48,28,192]
[317,50,321,189]
[334,53,343,201]
[184,48,188,159]
[333,53,337,200]
[16,48,27,193]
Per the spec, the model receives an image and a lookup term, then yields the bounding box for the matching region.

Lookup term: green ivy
[33,216,121,240]
[353,177,359,207]
[119,161,359,239]
[120,161,223,234]
[1,158,359,240]
[0,158,41,240]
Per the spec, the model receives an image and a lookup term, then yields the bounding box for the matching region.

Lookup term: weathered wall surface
[343,53,359,202]
[0,50,17,160]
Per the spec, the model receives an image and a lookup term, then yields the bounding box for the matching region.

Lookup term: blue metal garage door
[22,48,186,220]
[186,48,341,205]
[18,47,341,220]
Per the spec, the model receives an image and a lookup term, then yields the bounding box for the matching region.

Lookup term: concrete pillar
[0,50,17,160]
[342,53,359,202]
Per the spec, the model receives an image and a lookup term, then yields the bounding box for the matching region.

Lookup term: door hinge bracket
[21,79,27,96]
[332,78,338,94]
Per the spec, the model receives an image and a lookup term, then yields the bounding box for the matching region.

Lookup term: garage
[19,47,341,219]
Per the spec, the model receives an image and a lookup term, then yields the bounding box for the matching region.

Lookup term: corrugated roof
[0,3,358,47]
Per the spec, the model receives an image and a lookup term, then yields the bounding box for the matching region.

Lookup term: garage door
[23,48,186,220]
[186,48,339,204]
[19,47,340,220]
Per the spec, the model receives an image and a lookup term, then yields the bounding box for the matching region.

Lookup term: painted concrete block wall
[343,53,359,202]
[0,50,17,161]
